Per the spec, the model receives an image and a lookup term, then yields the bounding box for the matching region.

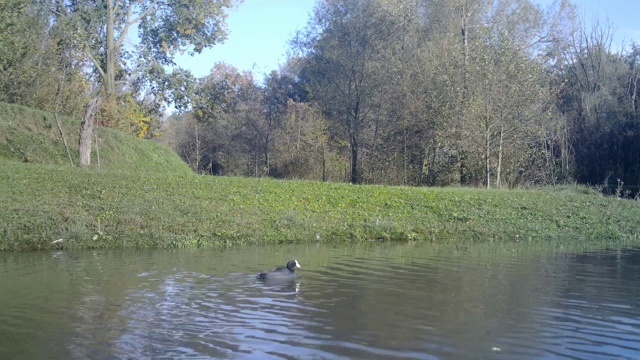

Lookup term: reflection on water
[1,244,640,359]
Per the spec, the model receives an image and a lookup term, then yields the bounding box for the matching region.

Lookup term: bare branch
[85,51,106,80]
[115,2,136,48]
[128,0,159,27]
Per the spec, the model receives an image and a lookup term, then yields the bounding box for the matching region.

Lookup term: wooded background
[1,0,638,193]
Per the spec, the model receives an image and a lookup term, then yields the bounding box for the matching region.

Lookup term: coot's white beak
[295,260,301,268]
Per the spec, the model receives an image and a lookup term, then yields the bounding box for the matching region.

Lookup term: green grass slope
[1,103,639,251]
[1,158,640,251]
[0,102,191,174]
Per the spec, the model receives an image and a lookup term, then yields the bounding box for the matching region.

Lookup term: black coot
[257,259,301,280]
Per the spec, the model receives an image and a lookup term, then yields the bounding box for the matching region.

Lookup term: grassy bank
[2,158,640,251]
[0,102,192,175]
[1,102,639,251]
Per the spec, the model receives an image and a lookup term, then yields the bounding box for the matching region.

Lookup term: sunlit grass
[0,102,192,174]
[1,158,639,251]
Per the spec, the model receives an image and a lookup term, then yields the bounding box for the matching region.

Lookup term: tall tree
[50,0,236,166]
[53,0,235,98]
[0,0,87,115]
[190,63,253,174]
[415,0,573,188]
[295,0,398,183]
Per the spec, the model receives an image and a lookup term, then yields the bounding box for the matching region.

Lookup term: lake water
[1,242,639,359]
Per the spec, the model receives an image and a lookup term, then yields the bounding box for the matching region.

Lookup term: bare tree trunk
[105,0,116,95]
[94,130,101,169]
[264,134,270,176]
[254,147,259,177]
[403,124,408,185]
[458,1,475,186]
[349,101,360,184]
[321,142,327,182]
[350,131,358,184]
[497,125,503,188]
[563,120,571,176]
[194,122,200,172]
[54,113,74,167]
[461,2,469,101]
[631,69,639,116]
[421,152,428,185]
[370,113,380,182]
[345,159,349,182]
[54,83,74,167]
[79,98,101,167]
[484,119,491,189]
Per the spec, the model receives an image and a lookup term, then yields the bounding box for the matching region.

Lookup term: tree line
[1,0,638,193]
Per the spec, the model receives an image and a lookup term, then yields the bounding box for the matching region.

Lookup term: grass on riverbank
[1,102,639,251]
[2,158,639,251]
[0,102,192,175]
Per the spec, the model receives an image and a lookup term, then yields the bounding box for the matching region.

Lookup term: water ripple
[2,246,640,359]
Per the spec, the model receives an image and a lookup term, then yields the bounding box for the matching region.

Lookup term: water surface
[1,243,639,359]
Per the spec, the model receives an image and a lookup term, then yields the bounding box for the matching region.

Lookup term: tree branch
[115,2,136,48]
[85,51,106,80]
[128,0,159,27]
[116,0,162,49]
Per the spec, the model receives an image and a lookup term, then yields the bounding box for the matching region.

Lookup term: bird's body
[257,259,301,280]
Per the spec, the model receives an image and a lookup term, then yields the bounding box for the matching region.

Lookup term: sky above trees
[173,0,316,78]
[173,0,639,78]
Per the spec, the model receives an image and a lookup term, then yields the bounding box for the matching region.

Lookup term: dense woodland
[1,0,638,193]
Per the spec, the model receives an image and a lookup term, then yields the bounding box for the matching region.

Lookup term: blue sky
[173,0,639,80]
[173,0,316,79]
